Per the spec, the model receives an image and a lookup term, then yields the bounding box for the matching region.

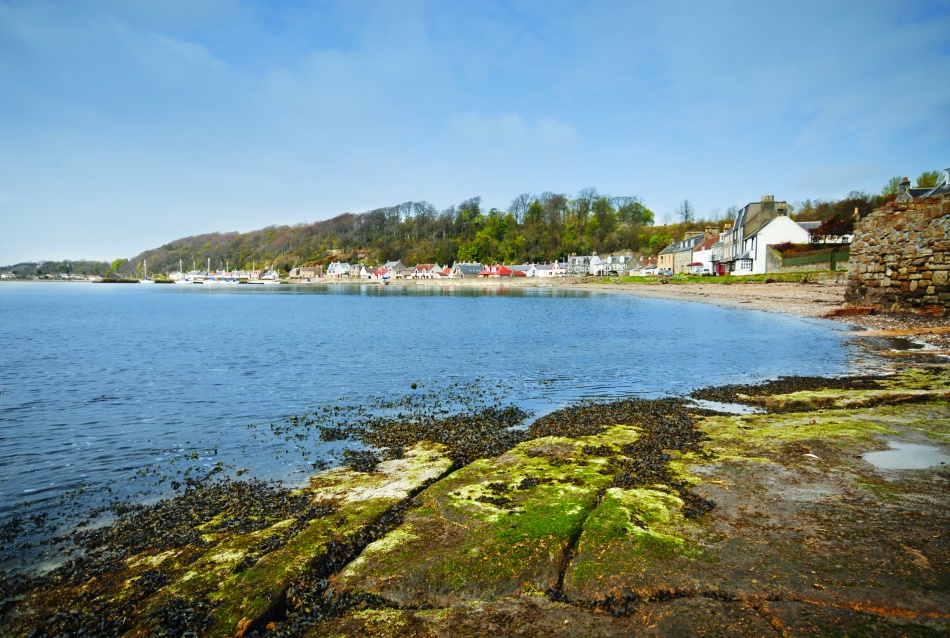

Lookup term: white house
[358,265,376,279]
[326,262,350,278]
[690,232,720,275]
[411,263,442,279]
[734,214,811,275]
[588,255,604,276]
[509,264,538,277]
[603,254,633,275]
[535,262,566,277]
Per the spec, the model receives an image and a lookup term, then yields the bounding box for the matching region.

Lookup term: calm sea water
[0,281,880,569]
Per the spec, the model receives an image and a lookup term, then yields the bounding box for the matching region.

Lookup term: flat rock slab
[565,401,949,623]
[304,595,948,637]
[334,425,645,606]
[304,596,776,637]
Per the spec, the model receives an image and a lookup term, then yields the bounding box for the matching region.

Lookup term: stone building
[845,170,950,315]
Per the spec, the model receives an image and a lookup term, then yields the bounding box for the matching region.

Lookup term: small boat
[173,259,191,284]
[139,259,155,284]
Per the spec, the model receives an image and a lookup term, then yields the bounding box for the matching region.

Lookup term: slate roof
[910,168,950,198]
[453,263,483,276]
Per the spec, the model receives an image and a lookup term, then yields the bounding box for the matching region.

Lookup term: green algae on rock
[557,387,949,622]
[332,428,644,607]
[0,442,452,638]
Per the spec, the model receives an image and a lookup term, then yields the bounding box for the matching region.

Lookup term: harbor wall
[845,194,950,315]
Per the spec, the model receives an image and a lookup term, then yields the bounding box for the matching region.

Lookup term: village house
[478,264,524,278]
[656,243,675,272]
[733,214,811,275]
[383,260,406,274]
[567,254,591,276]
[629,257,658,276]
[588,255,605,276]
[688,228,721,275]
[899,168,950,200]
[709,225,730,275]
[358,265,376,279]
[411,263,442,279]
[672,233,705,274]
[508,264,537,277]
[326,262,350,278]
[717,196,788,274]
[603,254,634,275]
[535,262,567,277]
[451,262,483,278]
[299,265,323,279]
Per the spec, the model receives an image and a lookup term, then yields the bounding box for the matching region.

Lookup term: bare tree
[677,199,695,224]
[508,193,533,224]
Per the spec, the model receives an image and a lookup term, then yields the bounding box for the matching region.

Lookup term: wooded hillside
[3,186,895,278]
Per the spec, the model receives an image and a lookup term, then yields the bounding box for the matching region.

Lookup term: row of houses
[320,260,575,280]
[314,253,662,281]
[658,195,849,276]
[300,195,845,282]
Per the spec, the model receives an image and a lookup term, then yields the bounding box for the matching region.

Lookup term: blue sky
[1,0,948,264]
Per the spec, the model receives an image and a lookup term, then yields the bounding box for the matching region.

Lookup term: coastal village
[161,193,858,285]
[287,194,853,282]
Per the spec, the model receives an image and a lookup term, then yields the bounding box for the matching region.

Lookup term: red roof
[478,264,513,277]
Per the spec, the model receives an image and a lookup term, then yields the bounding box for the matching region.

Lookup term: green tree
[881,176,902,198]
[111,258,126,272]
[916,170,940,188]
[648,234,671,254]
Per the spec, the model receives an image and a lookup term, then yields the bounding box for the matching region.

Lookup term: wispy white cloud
[447,112,579,148]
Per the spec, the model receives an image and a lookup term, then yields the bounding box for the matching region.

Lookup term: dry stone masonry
[845,193,950,315]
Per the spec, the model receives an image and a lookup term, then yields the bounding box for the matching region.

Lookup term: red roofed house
[478,264,522,278]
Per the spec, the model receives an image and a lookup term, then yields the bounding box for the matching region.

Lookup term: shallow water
[863,441,950,470]
[0,281,884,569]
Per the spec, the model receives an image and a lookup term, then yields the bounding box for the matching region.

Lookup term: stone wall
[845,194,950,315]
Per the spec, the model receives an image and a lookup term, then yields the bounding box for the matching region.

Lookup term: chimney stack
[896,177,912,202]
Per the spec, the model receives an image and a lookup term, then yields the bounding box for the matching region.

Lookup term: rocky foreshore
[2,362,948,637]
